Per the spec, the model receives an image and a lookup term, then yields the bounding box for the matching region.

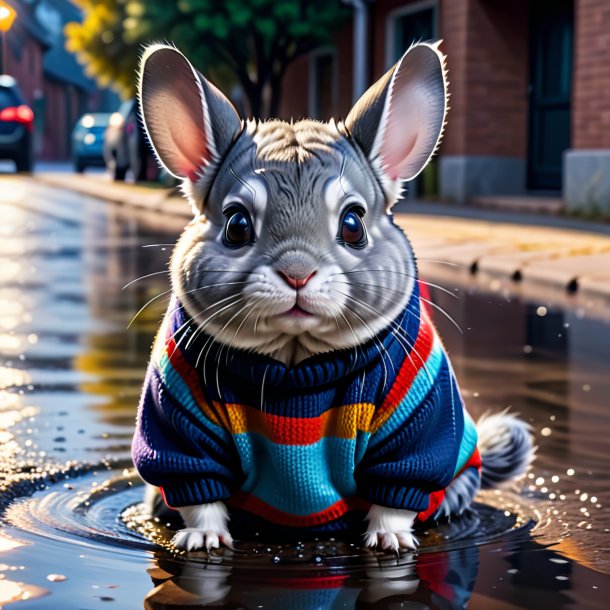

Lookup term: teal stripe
[158,352,230,440]
[234,434,363,515]
[368,341,445,448]
[454,410,478,475]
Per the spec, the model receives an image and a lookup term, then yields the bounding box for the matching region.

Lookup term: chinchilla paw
[171,528,233,552]
[363,530,419,552]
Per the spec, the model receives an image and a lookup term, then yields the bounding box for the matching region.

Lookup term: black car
[104,99,153,182]
[0,75,34,172]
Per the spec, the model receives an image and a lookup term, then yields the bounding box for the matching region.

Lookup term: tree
[66,0,349,117]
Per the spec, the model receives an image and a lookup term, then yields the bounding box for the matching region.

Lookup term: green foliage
[66,0,349,115]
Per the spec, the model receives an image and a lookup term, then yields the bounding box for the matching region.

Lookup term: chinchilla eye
[224,207,254,247]
[339,206,367,249]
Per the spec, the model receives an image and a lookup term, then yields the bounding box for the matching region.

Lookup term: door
[527,0,573,190]
[388,3,437,197]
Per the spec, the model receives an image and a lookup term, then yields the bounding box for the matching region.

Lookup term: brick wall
[441,0,529,158]
[279,22,353,121]
[572,0,610,149]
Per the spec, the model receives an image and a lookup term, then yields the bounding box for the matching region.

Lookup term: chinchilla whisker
[335,308,361,367]
[213,301,256,387]
[334,288,435,385]
[196,300,247,383]
[194,298,246,374]
[334,277,459,301]
[420,297,463,334]
[184,295,244,354]
[176,293,243,351]
[340,301,392,391]
[260,365,270,414]
[417,258,458,266]
[225,298,265,367]
[127,288,173,329]
[123,269,170,290]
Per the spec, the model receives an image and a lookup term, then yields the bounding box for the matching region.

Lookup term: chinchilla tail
[477,410,536,489]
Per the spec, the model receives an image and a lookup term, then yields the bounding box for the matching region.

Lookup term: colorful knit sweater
[132,286,480,538]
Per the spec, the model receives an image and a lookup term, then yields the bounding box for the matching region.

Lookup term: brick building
[279,0,610,210]
[2,0,119,161]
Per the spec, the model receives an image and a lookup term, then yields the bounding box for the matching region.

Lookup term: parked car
[72,113,111,172]
[0,75,34,172]
[103,99,153,182]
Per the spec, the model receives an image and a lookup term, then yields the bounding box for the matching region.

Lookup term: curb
[29,172,610,301]
[31,172,190,218]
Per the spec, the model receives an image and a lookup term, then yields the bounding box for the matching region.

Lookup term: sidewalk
[32,171,610,300]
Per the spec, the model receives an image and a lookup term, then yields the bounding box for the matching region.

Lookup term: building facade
[3,0,119,161]
[279,0,610,210]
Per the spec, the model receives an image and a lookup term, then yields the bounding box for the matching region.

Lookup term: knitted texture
[132,286,480,537]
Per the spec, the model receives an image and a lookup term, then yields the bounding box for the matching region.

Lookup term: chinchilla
[132,42,535,552]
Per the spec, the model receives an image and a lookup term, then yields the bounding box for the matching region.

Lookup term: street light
[0,0,17,75]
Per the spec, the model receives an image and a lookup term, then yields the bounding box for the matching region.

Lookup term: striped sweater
[132,286,480,538]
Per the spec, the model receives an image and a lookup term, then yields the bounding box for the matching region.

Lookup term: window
[309,51,336,120]
[386,1,438,68]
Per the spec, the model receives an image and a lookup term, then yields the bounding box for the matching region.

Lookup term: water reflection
[144,547,476,610]
[0,181,609,608]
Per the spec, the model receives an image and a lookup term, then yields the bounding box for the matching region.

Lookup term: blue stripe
[233,434,364,515]
[454,410,478,475]
[157,352,231,442]
[368,340,445,448]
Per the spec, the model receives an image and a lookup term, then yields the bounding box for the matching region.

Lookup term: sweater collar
[170,284,421,390]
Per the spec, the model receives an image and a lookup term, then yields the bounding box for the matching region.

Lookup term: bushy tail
[477,410,536,489]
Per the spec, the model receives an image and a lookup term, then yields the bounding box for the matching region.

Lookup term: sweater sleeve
[355,353,466,513]
[131,365,241,508]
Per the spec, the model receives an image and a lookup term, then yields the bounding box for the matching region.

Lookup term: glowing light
[541,427,552,437]
[109,112,124,127]
[536,306,548,317]
[80,114,95,128]
[83,133,95,145]
[552,475,560,483]
[567,468,575,476]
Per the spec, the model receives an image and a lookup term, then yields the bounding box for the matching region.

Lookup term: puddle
[0,181,608,608]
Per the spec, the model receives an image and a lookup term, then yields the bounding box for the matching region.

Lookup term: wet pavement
[0,176,608,609]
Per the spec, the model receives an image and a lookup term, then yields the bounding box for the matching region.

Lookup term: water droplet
[536,306,548,317]
[47,574,67,582]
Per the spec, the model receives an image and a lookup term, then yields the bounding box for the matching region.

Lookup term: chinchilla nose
[278,270,317,289]
[275,251,317,289]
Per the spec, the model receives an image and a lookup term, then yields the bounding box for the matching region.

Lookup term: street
[0,174,608,608]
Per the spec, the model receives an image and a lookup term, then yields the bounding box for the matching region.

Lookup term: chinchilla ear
[138,44,242,211]
[345,42,447,207]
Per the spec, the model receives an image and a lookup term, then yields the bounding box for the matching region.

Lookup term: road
[0,175,608,609]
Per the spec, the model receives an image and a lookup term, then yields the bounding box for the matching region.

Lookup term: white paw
[364,505,419,552]
[174,502,232,552]
[172,527,233,551]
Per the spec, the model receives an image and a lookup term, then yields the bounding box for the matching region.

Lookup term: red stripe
[228,490,370,527]
[263,576,349,589]
[165,336,210,410]
[374,310,436,425]
[416,447,483,522]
